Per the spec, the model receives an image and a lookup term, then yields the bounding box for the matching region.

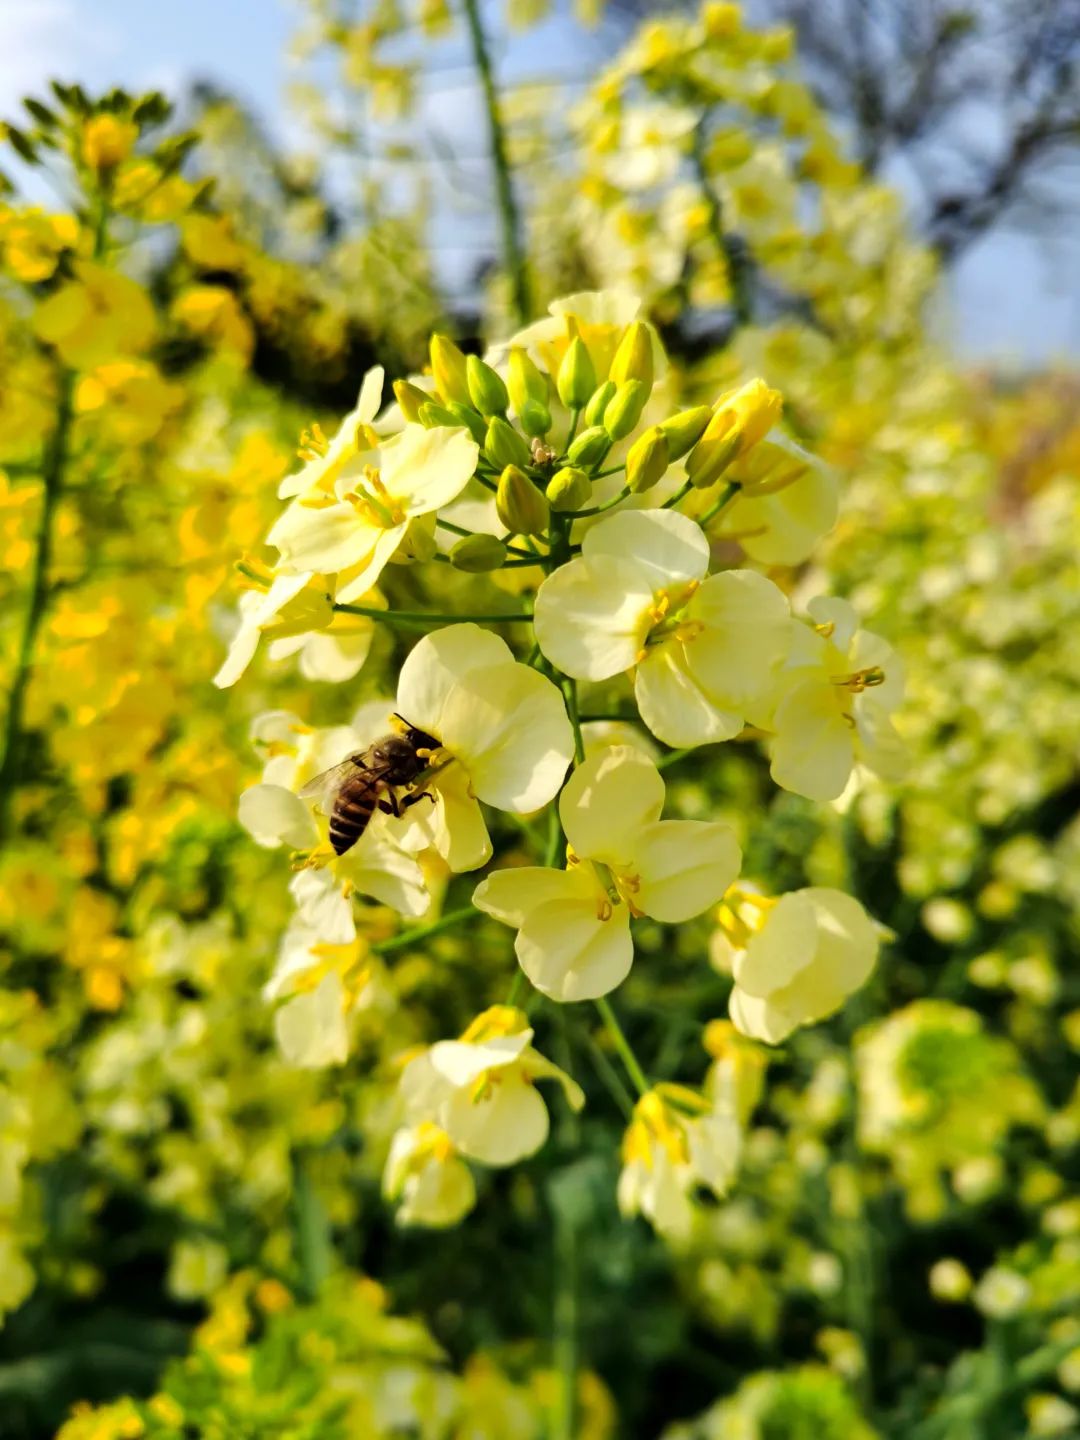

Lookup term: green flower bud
[484,415,532,470]
[584,380,617,428]
[557,336,596,411]
[466,354,509,416]
[566,425,612,469]
[429,333,471,407]
[626,426,670,494]
[507,347,548,413]
[450,534,507,572]
[418,400,460,429]
[445,400,488,446]
[418,400,462,429]
[393,379,428,424]
[609,319,655,390]
[603,380,648,441]
[518,398,552,438]
[660,405,713,461]
[546,466,591,512]
[496,464,549,536]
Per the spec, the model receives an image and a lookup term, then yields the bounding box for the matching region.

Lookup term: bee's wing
[296,754,366,812]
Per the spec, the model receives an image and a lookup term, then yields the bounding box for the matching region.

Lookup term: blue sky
[3,0,1078,363]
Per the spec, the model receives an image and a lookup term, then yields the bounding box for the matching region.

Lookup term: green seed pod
[603,380,648,442]
[517,398,552,438]
[609,319,655,390]
[393,379,429,424]
[566,425,612,469]
[546,466,591,512]
[418,401,460,429]
[557,336,597,411]
[507,346,548,413]
[497,464,549,536]
[484,415,532,470]
[626,426,670,494]
[450,534,508,572]
[429,333,471,407]
[584,380,617,428]
[466,354,509,416]
[445,400,488,446]
[660,405,713,461]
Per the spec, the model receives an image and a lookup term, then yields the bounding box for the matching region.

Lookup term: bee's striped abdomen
[328,780,379,855]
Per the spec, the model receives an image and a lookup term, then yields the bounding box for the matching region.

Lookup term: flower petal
[438,662,573,813]
[396,624,513,737]
[517,898,634,1002]
[732,890,818,998]
[337,826,430,917]
[534,554,652,680]
[289,866,356,943]
[472,865,593,927]
[441,1073,550,1165]
[429,1031,533,1086]
[633,819,742,923]
[769,676,854,801]
[559,746,664,865]
[380,424,479,513]
[332,524,406,603]
[238,783,318,850]
[389,766,492,873]
[635,642,743,748]
[582,507,709,589]
[274,973,349,1068]
[685,570,791,710]
[729,985,797,1044]
[269,499,379,577]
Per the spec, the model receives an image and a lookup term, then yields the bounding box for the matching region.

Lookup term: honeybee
[298,717,439,856]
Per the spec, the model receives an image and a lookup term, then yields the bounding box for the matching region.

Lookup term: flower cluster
[217,289,896,1233]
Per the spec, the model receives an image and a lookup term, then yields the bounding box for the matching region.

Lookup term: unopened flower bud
[625,426,670,493]
[484,415,532,469]
[660,405,712,460]
[584,380,617,428]
[393,379,428,424]
[450,534,507,572]
[497,464,549,536]
[466,354,509,416]
[507,346,548,413]
[557,336,596,411]
[566,425,611,469]
[609,319,655,390]
[82,114,138,172]
[429,333,471,407]
[418,400,460,429]
[546,466,591,512]
[603,380,648,441]
[445,400,488,446]
[518,398,552,438]
[686,378,782,487]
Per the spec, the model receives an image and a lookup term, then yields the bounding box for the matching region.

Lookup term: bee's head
[392,714,439,754]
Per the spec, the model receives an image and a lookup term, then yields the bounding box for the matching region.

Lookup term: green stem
[561,678,585,764]
[698,480,741,529]
[692,124,753,329]
[373,905,476,957]
[662,479,694,509]
[334,602,532,626]
[550,1010,580,1440]
[460,0,531,325]
[656,747,692,771]
[505,969,525,1006]
[594,996,649,1098]
[569,483,631,519]
[0,368,74,845]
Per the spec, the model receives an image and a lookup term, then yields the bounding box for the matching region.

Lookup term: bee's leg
[378,791,403,818]
[401,790,436,810]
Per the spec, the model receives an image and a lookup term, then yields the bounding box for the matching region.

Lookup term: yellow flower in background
[172,285,254,360]
[383,1123,477,1227]
[724,887,882,1043]
[34,260,155,367]
[618,1084,741,1238]
[81,114,138,172]
[399,1006,584,1165]
[0,207,79,283]
[75,359,184,443]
